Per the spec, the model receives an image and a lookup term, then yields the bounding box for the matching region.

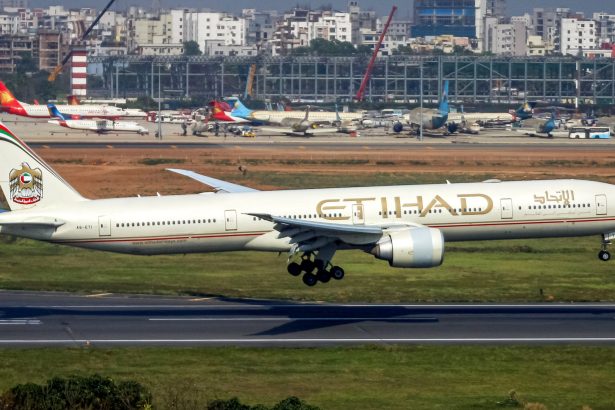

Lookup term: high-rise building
[412,0,486,39]
[560,18,597,55]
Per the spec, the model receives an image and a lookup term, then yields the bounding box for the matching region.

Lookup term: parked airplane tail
[0,122,84,211]
[47,104,66,120]
[67,95,81,105]
[0,81,23,110]
[515,102,536,120]
[438,80,450,117]
[229,98,253,118]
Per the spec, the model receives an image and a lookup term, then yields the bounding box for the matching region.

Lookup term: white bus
[568,126,611,139]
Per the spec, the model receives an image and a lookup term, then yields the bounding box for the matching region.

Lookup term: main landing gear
[286,251,345,287]
[598,233,612,262]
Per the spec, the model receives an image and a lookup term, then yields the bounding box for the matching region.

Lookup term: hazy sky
[30,0,614,19]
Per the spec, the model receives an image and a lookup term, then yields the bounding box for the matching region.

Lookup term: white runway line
[0,319,41,325]
[148,317,437,321]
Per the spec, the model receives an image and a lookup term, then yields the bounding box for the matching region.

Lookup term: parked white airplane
[0,81,129,119]
[47,104,149,135]
[447,102,535,127]
[0,122,613,286]
[229,99,363,126]
[259,106,342,136]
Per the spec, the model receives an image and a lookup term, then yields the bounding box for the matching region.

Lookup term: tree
[183,40,202,56]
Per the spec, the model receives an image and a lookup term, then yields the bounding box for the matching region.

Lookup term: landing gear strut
[599,234,612,262]
[286,247,344,286]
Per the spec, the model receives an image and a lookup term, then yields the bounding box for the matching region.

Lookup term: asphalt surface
[2,291,615,347]
[3,113,615,150]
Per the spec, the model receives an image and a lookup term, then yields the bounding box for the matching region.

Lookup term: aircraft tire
[300,259,315,274]
[287,262,302,276]
[331,266,345,280]
[598,250,611,261]
[302,273,318,287]
[317,270,331,283]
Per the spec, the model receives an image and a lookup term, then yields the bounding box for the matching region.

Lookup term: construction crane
[48,0,117,82]
[244,63,257,100]
[355,5,397,102]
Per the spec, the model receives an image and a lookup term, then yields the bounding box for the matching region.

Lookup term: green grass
[0,346,614,409]
[0,235,613,302]
[139,157,186,166]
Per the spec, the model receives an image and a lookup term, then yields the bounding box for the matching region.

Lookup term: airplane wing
[166,169,259,193]
[248,213,384,253]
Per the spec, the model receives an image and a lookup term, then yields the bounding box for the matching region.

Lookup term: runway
[2,291,615,347]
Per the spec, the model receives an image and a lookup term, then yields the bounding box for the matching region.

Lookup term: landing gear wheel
[317,270,331,283]
[287,262,302,276]
[598,250,611,261]
[300,259,315,274]
[302,273,318,287]
[330,266,345,280]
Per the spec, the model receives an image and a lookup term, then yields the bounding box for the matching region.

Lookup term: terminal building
[90,54,615,106]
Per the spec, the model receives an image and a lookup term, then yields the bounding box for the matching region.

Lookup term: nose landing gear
[286,248,344,286]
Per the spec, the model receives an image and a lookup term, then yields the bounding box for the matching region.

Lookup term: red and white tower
[70,47,87,97]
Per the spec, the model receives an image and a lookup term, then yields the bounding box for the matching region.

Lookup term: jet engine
[392,121,404,133]
[370,228,444,268]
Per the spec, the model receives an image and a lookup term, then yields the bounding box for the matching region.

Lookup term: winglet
[166,169,259,193]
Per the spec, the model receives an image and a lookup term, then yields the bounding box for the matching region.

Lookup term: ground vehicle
[568,126,611,139]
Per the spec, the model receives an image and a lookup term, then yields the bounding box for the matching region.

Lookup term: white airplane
[47,104,149,135]
[447,102,535,127]
[0,121,614,287]
[229,99,363,126]
[0,81,129,119]
[397,81,449,134]
[259,106,342,136]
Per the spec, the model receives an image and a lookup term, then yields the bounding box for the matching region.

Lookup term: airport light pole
[157,64,162,140]
[419,62,423,142]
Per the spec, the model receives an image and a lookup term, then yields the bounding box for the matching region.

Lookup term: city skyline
[28,0,615,19]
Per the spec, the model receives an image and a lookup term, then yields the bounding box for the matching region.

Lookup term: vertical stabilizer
[0,81,23,110]
[438,80,450,118]
[47,104,66,120]
[229,99,253,119]
[0,122,84,211]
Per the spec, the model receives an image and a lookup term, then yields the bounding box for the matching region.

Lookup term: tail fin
[0,81,22,109]
[515,102,534,120]
[67,95,81,105]
[303,105,310,122]
[229,99,253,119]
[0,122,84,211]
[47,104,66,120]
[438,80,449,117]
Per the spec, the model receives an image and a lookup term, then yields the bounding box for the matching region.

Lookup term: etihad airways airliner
[0,122,613,286]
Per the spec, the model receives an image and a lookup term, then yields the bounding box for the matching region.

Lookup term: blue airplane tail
[47,103,66,120]
[438,80,449,117]
[229,98,253,119]
[515,102,535,120]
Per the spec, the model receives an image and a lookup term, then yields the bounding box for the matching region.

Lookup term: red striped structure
[70,47,87,97]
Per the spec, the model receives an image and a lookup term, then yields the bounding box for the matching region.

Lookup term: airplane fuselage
[48,119,148,134]
[5,103,128,119]
[2,179,613,257]
[248,110,362,125]
[447,112,516,125]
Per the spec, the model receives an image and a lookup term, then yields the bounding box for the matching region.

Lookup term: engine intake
[371,228,444,268]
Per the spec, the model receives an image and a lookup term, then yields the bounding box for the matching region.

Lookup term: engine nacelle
[371,228,444,268]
